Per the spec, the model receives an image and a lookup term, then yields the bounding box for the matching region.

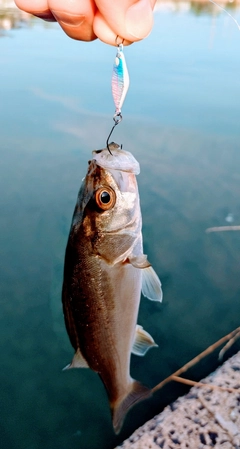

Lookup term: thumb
[125,0,155,40]
[94,0,156,43]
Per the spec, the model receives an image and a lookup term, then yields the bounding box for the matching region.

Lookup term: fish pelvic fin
[132,325,158,356]
[111,380,151,434]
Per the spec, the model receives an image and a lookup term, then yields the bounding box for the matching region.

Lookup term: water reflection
[159,0,240,14]
[0,1,56,35]
[0,2,30,33]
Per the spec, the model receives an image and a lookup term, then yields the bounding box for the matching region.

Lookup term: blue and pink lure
[112,44,130,120]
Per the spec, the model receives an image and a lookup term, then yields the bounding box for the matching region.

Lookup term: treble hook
[106,113,122,154]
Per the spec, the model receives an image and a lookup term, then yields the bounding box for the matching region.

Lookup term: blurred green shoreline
[1,0,240,34]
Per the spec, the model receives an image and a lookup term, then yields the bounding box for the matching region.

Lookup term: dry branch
[152,327,240,394]
[219,330,240,360]
[206,226,240,233]
[171,374,239,394]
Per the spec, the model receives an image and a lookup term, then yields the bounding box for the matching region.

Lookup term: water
[1,3,240,449]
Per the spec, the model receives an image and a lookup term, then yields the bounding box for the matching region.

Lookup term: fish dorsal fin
[142,266,163,302]
[111,380,151,434]
[132,325,158,356]
[62,348,89,370]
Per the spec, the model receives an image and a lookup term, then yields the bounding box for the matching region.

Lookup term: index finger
[15,0,56,21]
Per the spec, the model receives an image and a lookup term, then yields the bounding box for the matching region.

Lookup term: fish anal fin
[111,381,151,434]
[132,325,158,356]
[62,348,89,370]
[142,266,163,302]
[128,254,151,269]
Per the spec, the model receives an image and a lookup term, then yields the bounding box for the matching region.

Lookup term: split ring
[115,35,124,46]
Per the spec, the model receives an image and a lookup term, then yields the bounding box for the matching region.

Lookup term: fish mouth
[92,147,140,175]
[93,143,121,155]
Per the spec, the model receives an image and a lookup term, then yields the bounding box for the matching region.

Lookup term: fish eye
[95,187,116,211]
[101,191,110,203]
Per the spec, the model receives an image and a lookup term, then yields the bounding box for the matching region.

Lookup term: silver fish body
[62,143,162,433]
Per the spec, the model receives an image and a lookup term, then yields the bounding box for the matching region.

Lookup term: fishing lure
[107,39,130,152]
[112,42,130,121]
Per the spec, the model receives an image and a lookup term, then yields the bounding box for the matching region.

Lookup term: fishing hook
[106,113,122,154]
[106,35,127,154]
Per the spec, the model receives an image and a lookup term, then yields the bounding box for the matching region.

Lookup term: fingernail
[125,0,153,39]
[51,10,85,27]
[34,12,56,22]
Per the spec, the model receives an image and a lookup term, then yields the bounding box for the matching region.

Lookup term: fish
[62,142,162,433]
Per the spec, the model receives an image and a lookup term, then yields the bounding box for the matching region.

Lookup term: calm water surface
[1,4,240,449]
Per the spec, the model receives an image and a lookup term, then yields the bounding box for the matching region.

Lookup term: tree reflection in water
[0,2,31,35]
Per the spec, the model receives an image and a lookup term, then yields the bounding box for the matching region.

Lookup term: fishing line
[210,0,240,30]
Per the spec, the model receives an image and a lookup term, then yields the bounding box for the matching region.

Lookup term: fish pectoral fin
[128,254,151,268]
[129,254,163,302]
[132,325,158,356]
[62,348,89,370]
[142,266,163,302]
[111,380,151,434]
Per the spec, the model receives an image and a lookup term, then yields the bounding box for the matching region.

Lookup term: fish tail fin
[111,380,151,434]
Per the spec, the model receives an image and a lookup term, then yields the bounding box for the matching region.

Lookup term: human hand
[14,0,157,46]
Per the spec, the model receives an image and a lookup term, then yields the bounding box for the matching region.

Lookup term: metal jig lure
[106,38,130,153]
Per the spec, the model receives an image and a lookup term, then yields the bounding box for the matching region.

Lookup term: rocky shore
[116,352,240,449]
